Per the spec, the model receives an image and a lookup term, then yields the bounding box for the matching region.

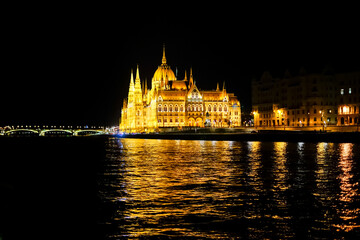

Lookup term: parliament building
[120,46,241,133]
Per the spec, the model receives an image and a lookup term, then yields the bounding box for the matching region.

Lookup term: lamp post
[252,111,258,128]
[320,110,325,132]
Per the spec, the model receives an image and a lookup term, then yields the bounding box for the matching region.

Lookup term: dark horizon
[2,7,360,126]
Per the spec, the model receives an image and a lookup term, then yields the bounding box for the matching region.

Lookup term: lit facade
[120,46,241,133]
[337,72,360,125]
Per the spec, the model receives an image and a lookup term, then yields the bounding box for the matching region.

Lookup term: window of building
[341,89,344,95]
[169,106,173,112]
[175,106,178,112]
[224,106,227,112]
[314,117,317,122]
[164,106,167,112]
[314,109,317,114]
[349,88,352,94]
[214,105,217,112]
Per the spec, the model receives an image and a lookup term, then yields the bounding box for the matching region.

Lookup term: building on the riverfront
[252,69,360,128]
[120,46,241,133]
[337,72,360,126]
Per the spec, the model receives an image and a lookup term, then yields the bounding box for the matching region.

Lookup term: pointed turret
[216,82,220,91]
[129,68,135,91]
[184,70,187,81]
[189,68,194,87]
[144,78,148,95]
[222,81,227,100]
[134,65,142,104]
[162,44,167,65]
[128,69,135,103]
[135,65,141,86]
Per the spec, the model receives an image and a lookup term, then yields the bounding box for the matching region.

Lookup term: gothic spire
[144,78,148,95]
[189,67,194,87]
[162,44,167,65]
[135,65,142,92]
[129,68,135,91]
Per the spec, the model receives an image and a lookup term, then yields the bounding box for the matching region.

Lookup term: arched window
[208,105,211,112]
[194,105,197,112]
[214,105,217,112]
[164,105,167,112]
[169,105,173,112]
[187,106,191,111]
[224,106,227,112]
[158,105,162,112]
[219,105,222,112]
[180,105,183,112]
[175,105,178,112]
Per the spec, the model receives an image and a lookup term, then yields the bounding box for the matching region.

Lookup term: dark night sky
[2,5,359,126]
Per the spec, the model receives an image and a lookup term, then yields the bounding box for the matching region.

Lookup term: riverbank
[120,131,360,143]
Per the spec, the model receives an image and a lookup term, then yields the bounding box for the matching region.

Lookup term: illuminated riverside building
[337,72,360,125]
[120,46,241,133]
[252,70,360,127]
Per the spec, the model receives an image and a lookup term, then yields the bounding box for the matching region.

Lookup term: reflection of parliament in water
[120,46,241,133]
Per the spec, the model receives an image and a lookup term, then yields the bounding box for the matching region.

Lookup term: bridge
[0,126,118,136]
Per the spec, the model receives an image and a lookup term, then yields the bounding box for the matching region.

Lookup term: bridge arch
[74,129,104,136]
[39,129,73,136]
[6,129,39,136]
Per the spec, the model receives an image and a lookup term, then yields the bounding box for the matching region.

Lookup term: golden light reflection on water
[333,143,360,232]
[99,138,360,239]
[120,139,236,238]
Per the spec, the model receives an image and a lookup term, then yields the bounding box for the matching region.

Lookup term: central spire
[162,43,167,65]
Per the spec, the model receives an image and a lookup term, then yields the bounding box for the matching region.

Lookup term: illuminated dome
[152,45,176,89]
[153,65,176,82]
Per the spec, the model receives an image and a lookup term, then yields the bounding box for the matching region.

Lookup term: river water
[98,138,360,239]
[0,137,359,239]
